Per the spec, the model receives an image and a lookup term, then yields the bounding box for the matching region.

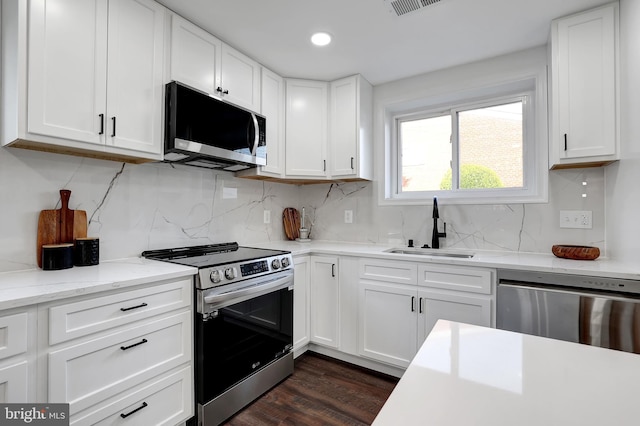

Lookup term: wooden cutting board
[36,190,88,268]
[282,208,300,240]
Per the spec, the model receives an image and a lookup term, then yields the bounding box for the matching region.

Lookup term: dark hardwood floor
[223,352,399,426]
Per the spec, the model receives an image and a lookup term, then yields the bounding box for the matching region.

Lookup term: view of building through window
[400,101,523,192]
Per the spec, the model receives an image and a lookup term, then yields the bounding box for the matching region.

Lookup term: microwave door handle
[250,113,260,155]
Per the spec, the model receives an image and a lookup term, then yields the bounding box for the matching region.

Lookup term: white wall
[297,47,605,253]
[0,147,297,272]
[605,0,640,262]
[0,44,614,273]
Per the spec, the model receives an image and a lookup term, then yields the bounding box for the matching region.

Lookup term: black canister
[42,244,74,270]
[74,237,100,266]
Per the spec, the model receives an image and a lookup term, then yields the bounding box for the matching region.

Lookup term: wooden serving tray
[552,245,600,260]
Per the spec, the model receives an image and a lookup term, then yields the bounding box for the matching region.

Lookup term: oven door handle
[203,272,293,306]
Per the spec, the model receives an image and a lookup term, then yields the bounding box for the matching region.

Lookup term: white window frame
[382,74,548,206]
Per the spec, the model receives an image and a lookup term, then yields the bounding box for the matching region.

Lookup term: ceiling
[157,0,613,86]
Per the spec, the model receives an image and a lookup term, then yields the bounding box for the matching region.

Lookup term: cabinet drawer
[49,311,191,414]
[49,278,191,344]
[359,259,417,284]
[418,264,494,295]
[70,366,193,426]
[0,361,28,403]
[0,312,28,360]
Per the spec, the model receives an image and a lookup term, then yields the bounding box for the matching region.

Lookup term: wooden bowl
[552,245,600,260]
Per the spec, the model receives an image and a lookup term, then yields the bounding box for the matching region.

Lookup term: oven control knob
[271,259,281,270]
[210,269,222,284]
[224,267,236,280]
[281,257,290,268]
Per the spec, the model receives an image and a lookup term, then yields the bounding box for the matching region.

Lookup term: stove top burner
[142,242,293,290]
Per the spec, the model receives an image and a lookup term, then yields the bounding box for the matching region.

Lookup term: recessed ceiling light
[311,32,332,47]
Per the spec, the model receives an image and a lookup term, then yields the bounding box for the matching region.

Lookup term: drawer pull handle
[120,302,148,312]
[120,338,148,351]
[120,402,148,418]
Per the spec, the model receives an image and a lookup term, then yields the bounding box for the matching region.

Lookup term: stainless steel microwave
[164,81,266,171]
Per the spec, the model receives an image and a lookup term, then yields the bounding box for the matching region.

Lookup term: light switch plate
[263,210,271,224]
[559,210,592,229]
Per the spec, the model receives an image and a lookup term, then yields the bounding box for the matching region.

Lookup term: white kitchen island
[373,320,640,426]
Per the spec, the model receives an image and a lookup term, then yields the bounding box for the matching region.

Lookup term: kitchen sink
[384,248,475,259]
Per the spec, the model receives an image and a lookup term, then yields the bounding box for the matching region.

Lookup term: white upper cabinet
[106,0,165,155]
[281,75,372,182]
[169,13,221,96]
[4,0,166,162]
[168,15,260,112]
[329,75,373,180]
[27,0,108,147]
[259,67,285,175]
[220,44,261,112]
[549,2,619,169]
[285,79,329,178]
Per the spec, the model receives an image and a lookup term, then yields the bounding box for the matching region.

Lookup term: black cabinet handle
[331,264,335,277]
[120,338,147,351]
[419,297,423,313]
[564,133,567,151]
[223,89,229,95]
[98,114,104,135]
[111,117,117,137]
[120,302,148,312]
[411,296,415,312]
[350,157,354,170]
[323,160,326,172]
[120,402,148,418]
[216,86,223,93]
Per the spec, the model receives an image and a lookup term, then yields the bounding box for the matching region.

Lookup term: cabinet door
[27,0,108,145]
[170,13,221,96]
[293,257,310,353]
[330,76,358,178]
[260,67,285,175]
[358,281,417,368]
[309,256,339,348]
[551,3,617,166]
[417,289,492,344]
[106,0,165,155]
[285,79,328,177]
[220,44,261,112]
[0,362,28,403]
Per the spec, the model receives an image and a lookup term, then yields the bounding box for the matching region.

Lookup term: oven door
[195,271,294,404]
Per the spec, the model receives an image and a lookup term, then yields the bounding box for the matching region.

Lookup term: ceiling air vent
[385,0,443,17]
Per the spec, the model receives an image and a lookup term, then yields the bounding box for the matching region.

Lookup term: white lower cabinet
[309,255,339,348]
[293,256,310,354]
[38,277,194,425]
[358,258,494,369]
[0,307,36,403]
[359,281,418,367]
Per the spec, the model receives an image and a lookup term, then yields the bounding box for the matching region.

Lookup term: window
[384,77,547,205]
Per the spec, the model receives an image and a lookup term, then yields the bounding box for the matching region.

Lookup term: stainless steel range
[142,242,294,426]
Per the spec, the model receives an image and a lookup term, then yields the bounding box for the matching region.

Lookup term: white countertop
[1,239,638,311]
[0,258,196,310]
[373,320,640,426]
[253,240,640,280]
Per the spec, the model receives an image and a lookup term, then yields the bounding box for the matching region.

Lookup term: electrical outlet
[559,210,592,229]
[344,210,353,224]
[263,210,271,224]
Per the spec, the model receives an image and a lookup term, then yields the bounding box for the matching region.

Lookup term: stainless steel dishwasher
[497,269,640,354]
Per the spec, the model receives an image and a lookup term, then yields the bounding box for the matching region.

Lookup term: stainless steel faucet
[431,197,446,249]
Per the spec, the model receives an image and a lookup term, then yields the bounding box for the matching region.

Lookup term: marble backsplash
[0,146,605,272]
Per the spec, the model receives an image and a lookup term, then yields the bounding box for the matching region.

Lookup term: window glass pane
[457,101,523,190]
[400,115,452,192]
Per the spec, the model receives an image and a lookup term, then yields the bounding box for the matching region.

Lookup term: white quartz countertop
[373,320,640,426]
[253,240,640,280]
[0,258,196,310]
